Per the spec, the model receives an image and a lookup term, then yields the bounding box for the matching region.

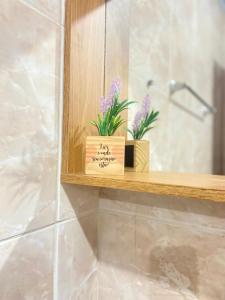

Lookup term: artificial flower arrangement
[90,80,134,136]
[128,95,159,140]
[125,95,159,172]
[85,80,134,175]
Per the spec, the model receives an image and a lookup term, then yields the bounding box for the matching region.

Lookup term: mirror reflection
[105,0,225,175]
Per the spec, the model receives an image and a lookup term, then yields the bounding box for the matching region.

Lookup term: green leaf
[139,126,154,139]
[90,95,135,136]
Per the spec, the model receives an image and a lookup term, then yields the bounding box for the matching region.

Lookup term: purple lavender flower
[100,97,114,115]
[132,110,144,131]
[100,97,107,114]
[109,79,120,99]
[142,94,150,117]
[107,79,120,106]
[132,95,151,131]
[100,79,121,115]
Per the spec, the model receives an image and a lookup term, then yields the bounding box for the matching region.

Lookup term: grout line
[103,0,107,96]
[96,208,100,262]
[76,267,98,297]
[134,213,137,274]
[96,261,99,300]
[54,5,65,298]
[56,15,65,223]
[53,223,60,300]
[60,0,65,26]
[0,217,75,245]
[19,0,64,28]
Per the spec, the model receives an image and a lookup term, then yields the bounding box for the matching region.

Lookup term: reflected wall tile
[22,0,64,25]
[127,0,225,173]
[168,0,215,175]
[129,0,171,102]
[0,226,54,300]
[135,217,225,300]
[128,0,173,172]
[60,184,99,220]
[170,0,195,92]
[0,0,61,239]
[98,210,135,266]
[57,217,98,300]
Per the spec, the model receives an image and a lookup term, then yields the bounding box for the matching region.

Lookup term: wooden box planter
[125,140,149,172]
[85,136,125,175]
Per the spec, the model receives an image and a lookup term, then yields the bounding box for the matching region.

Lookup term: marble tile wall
[98,188,225,300]
[2,1,225,300]
[0,1,99,299]
[58,185,99,299]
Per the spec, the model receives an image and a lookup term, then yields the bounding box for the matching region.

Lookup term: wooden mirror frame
[61,0,225,202]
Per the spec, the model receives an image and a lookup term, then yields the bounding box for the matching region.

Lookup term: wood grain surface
[125,140,149,172]
[62,0,106,173]
[61,171,225,202]
[85,136,125,175]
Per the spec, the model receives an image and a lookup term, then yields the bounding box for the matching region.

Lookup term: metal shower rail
[169,80,216,115]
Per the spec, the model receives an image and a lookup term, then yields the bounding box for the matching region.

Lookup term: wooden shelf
[61,171,225,202]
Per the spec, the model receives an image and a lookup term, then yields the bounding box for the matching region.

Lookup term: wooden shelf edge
[61,171,225,202]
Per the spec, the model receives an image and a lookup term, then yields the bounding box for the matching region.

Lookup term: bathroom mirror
[105,0,225,175]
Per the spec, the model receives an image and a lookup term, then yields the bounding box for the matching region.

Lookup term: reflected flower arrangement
[128,95,159,140]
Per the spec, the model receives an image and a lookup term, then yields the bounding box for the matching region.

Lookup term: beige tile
[0,227,54,300]
[99,288,121,300]
[100,189,225,230]
[135,217,225,300]
[99,196,136,215]
[57,217,98,299]
[170,0,195,72]
[60,184,99,220]
[100,189,138,211]
[22,0,64,25]
[0,0,61,240]
[98,262,138,300]
[98,210,135,266]
[76,271,98,300]
[128,0,171,122]
[98,261,185,300]
[99,191,225,299]
[79,212,98,256]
